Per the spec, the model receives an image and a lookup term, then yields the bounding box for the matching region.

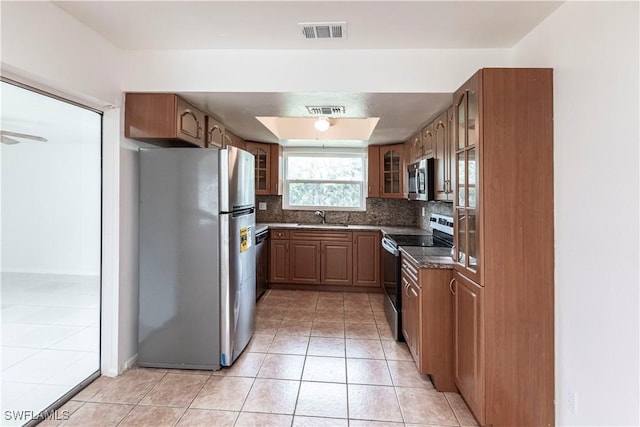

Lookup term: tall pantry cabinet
[452,68,554,426]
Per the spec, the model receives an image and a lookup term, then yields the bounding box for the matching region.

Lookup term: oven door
[381,236,403,341]
[382,237,400,305]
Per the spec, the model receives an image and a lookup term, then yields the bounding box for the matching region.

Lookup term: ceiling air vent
[298,22,347,39]
[306,106,346,116]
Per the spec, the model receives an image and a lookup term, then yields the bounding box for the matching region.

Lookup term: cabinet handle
[449,278,456,295]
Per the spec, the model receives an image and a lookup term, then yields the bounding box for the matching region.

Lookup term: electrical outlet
[258,202,267,211]
[566,391,577,414]
[421,207,427,217]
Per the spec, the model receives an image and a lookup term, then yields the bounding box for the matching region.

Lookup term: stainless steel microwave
[407,158,434,201]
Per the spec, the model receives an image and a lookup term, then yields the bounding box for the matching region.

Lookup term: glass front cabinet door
[454,76,480,283]
[246,143,270,195]
[380,145,404,198]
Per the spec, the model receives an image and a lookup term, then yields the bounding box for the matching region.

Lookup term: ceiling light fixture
[314,117,331,132]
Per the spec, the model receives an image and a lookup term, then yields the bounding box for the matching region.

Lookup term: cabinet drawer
[401,256,419,286]
[271,229,289,240]
[290,231,351,241]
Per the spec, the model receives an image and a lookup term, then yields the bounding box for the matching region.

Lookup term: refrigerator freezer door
[220,210,256,366]
[138,148,221,370]
[220,146,255,212]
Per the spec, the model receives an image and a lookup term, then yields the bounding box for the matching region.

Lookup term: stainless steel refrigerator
[138,146,256,370]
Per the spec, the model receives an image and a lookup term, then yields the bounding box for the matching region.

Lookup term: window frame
[282,147,367,211]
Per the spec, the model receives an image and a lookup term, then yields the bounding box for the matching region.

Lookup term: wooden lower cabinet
[321,242,352,285]
[401,257,421,361]
[401,254,456,392]
[453,271,485,424]
[353,232,381,286]
[290,241,321,283]
[269,239,289,283]
[268,229,381,288]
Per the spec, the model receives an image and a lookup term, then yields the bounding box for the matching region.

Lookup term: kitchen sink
[293,223,351,228]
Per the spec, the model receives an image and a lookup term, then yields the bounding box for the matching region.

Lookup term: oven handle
[381,237,400,257]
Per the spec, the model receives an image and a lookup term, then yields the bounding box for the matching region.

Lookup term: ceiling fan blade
[0,135,21,145]
[0,130,48,142]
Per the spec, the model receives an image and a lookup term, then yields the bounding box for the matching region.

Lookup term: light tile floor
[50,289,478,427]
[1,273,100,426]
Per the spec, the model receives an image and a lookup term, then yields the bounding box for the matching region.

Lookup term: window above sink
[282,147,367,211]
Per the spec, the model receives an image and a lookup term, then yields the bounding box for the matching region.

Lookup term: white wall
[118,134,141,371]
[124,48,511,92]
[1,1,130,376]
[0,1,122,106]
[512,2,640,425]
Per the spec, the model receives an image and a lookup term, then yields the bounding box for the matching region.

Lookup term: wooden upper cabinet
[422,123,435,158]
[125,93,206,147]
[246,142,281,196]
[246,142,271,195]
[447,106,455,200]
[453,75,480,284]
[367,145,381,197]
[206,116,224,148]
[222,130,246,150]
[353,232,381,287]
[408,132,421,163]
[176,97,206,145]
[379,144,404,199]
[434,110,454,202]
[270,143,283,196]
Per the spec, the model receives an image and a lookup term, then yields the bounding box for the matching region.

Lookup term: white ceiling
[55,1,563,146]
[55,1,563,50]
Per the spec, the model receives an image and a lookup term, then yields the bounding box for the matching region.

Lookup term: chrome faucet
[314,210,326,224]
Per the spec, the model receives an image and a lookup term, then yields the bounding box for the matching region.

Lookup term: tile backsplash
[414,201,454,230]
[256,196,453,229]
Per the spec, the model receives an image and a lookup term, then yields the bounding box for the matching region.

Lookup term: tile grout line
[114,369,171,426]
[443,391,464,427]
[172,372,217,427]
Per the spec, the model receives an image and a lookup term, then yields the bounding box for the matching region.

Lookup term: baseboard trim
[122,353,138,373]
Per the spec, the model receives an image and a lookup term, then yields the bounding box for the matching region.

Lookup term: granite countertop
[256,222,453,267]
[400,246,455,269]
[256,222,430,235]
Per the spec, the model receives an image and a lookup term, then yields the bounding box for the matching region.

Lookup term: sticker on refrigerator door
[240,227,250,252]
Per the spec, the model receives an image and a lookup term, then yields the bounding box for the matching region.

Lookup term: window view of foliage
[289,183,361,207]
[286,157,363,180]
[285,154,364,209]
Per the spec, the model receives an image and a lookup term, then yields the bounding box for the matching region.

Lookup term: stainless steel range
[381,214,454,341]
